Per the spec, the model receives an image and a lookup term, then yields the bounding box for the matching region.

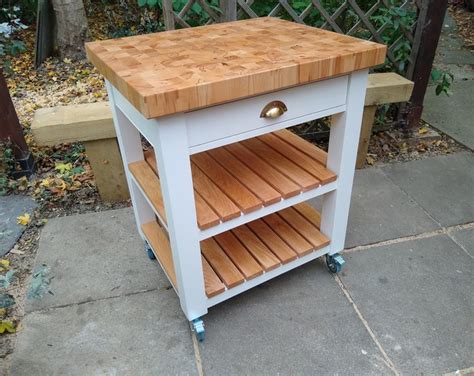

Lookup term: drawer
[185,75,348,152]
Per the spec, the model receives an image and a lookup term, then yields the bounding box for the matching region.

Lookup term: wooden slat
[262,213,313,256]
[241,138,320,191]
[232,225,280,271]
[201,238,244,288]
[144,150,220,230]
[129,161,167,222]
[278,208,330,249]
[293,202,321,229]
[246,219,298,264]
[274,129,328,166]
[258,133,336,185]
[141,221,176,287]
[214,231,263,280]
[207,147,281,206]
[192,163,241,222]
[225,143,301,198]
[193,152,262,213]
[202,256,226,298]
[194,191,221,230]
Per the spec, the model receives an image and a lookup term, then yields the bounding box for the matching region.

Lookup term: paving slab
[11,290,198,376]
[346,168,440,248]
[307,168,440,249]
[382,152,474,227]
[450,227,474,257]
[26,208,169,313]
[0,195,37,256]
[340,235,474,375]
[423,80,474,150]
[199,259,393,375]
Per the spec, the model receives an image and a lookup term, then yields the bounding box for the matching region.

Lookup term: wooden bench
[31,102,129,202]
[31,73,413,202]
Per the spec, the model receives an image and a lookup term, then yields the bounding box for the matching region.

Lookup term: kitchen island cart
[86,17,386,341]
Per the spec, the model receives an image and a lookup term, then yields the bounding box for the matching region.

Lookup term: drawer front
[186,75,348,150]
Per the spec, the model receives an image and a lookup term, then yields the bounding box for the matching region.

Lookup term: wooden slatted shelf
[129,130,336,232]
[141,202,329,299]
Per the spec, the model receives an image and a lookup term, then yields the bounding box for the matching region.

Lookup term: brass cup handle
[260,101,288,119]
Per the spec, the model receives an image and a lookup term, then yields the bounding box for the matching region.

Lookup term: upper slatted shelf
[129,129,336,233]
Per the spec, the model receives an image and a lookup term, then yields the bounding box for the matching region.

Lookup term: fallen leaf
[17,213,31,226]
[366,155,375,165]
[0,294,15,309]
[0,320,17,334]
[0,259,10,271]
[9,249,25,256]
[418,127,429,135]
[0,270,16,288]
[27,265,54,300]
[54,162,72,174]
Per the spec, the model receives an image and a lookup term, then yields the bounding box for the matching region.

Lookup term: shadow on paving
[340,234,474,375]
[11,290,198,376]
[199,260,393,375]
[381,152,474,227]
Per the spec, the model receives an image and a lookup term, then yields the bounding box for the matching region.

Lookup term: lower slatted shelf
[141,202,329,299]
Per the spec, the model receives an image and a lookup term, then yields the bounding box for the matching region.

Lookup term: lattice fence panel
[162,0,419,74]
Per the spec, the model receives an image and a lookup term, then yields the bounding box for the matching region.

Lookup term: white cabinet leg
[105,81,154,238]
[148,116,207,321]
[321,69,369,254]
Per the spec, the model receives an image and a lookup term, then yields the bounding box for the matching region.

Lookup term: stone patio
[8,152,473,375]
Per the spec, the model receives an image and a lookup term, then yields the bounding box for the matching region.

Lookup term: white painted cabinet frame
[105,68,369,323]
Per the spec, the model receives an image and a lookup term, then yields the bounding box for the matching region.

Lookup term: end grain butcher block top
[86,17,386,119]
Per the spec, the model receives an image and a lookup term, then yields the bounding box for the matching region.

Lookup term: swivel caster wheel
[191,318,205,342]
[144,241,156,260]
[326,253,345,273]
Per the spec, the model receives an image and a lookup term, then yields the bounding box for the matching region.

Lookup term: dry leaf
[0,260,9,271]
[0,320,17,334]
[54,162,72,174]
[17,213,31,226]
[418,127,429,135]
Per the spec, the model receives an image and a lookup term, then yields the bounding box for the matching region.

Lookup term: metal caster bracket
[191,318,205,342]
[326,253,345,273]
[144,241,156,260]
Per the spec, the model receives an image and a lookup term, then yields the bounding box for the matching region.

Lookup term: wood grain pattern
[207,147,281,206]
[246,219,298,264]
[201,238,245,288]
[258,133,336,184]
[274,129,328,166]
[144,150,220,229]
[232,225,280,271]
[225,142,301,198]
[214,231,263,279]
[193,152,262,213]
[129,161,167,222]
[141,221,176,286]
[86,17,386,118]
[202,257,226,297]
[278,207,329,249]
[241,137,320,190]
[262,213,313,256]
[191,163,241,222]
[293,202,321,229]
